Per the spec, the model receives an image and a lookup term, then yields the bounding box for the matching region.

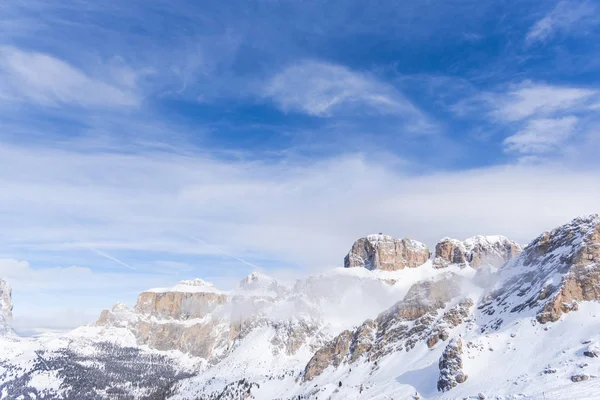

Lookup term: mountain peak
[0,278,12,320]
[344,234,430,271]
[481,214,600,327]
[433,235,522,269]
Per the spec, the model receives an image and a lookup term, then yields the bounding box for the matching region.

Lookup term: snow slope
[2,215,600,399]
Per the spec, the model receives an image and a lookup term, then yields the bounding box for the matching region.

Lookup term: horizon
[1,0,600,333]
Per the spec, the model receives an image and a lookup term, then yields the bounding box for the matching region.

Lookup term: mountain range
[2,215,600,399]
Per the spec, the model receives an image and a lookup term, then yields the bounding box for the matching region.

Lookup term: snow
[463,235,511,249]
[0,279,12,320]
[3,215,600,399]
[28,370,62,394]
[147,278,222,293]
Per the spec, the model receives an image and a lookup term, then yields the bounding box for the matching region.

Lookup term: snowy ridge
[3,215,600,399]
[146,277,222,294]
[480,213,600,327]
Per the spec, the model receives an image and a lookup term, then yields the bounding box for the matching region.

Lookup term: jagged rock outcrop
[0,278,13,334]
[344,234,430,271]
[303,275,473,380]
[426,298,474,348]
[0,278,12,320]
[96,278,233,358]
[571,374,589,382]
[96,274,325,361]
[433,236,522,269]
[437,338,467,392]
[480,215,600,328]
[134,279,228,320]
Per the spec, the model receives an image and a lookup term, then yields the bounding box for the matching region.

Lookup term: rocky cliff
[344,234,430,271]
[0,278,12,320]
[303,275,474,380]
[96,273,325,360]
[134,279,228,320]
[0,278,13,334]
[87,215,600,399]
[300,215,600,394]
[433,235,522,269]
[481,214,600,327]
[437,337,467,392]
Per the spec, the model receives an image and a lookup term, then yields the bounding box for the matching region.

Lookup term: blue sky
[1,0,600,332]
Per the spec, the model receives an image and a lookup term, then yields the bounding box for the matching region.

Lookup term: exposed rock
[303,275,471,381]
[134,281,228,320]
[96,302,135,327]
[95,275,326,363]
[135,318,232,358]
[433,236,522,269]
[344,234,430,271]
[303,330,353,380]
[433,238,468,268]
[543,366,557,374]
[583,350,598,358]
[571,374,589,382]
[269,319,325,356]
[0,278,13,320]
[427,298,474,348]
[437,338,467,392]
[480,215,600,328]
[583,343,599,358]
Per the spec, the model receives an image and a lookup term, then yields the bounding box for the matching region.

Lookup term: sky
[1,0,600,333]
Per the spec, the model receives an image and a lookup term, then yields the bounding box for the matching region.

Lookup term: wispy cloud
[490,82,595,122]
[1,139,600,331]
[263,60,433,130]
[452,81,599,156]
[503,116,578,154]
[0,47,139,108]
[525,1,599,45]
[1,142,598,268]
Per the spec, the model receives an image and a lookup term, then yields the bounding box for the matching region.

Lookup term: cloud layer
[0,47,139,108]
[0,0,599,332]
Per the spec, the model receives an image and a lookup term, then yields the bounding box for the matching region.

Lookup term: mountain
[344,234,431,271]
[2,215,600,399]
[0,278,13,336]
[432,235,522,269]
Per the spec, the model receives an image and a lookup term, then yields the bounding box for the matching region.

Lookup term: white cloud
[491,82,595,122]
[0,46,139,108]
[503,116,578,154]
[0,258,183,333]
[0,143,598,267]
[0,144,599,330]
[451,81,598,157]
[526,1,598,45]
[263,60,432,129]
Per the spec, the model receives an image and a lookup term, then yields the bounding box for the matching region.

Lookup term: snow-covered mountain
[2,215,600,399]
[0,279,13,336]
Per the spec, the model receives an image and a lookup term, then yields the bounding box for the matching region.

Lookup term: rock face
[0,279,12,320]
[134,279,228,320]
[571,374,589,382]
[344,234,430,271]
[303,275,473,381]
[0,279,13,334]
[96,273,324,360]
[480,215,600,329]
[97,278,233,358]
[433,236,522,269]
[437,338,467,392]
